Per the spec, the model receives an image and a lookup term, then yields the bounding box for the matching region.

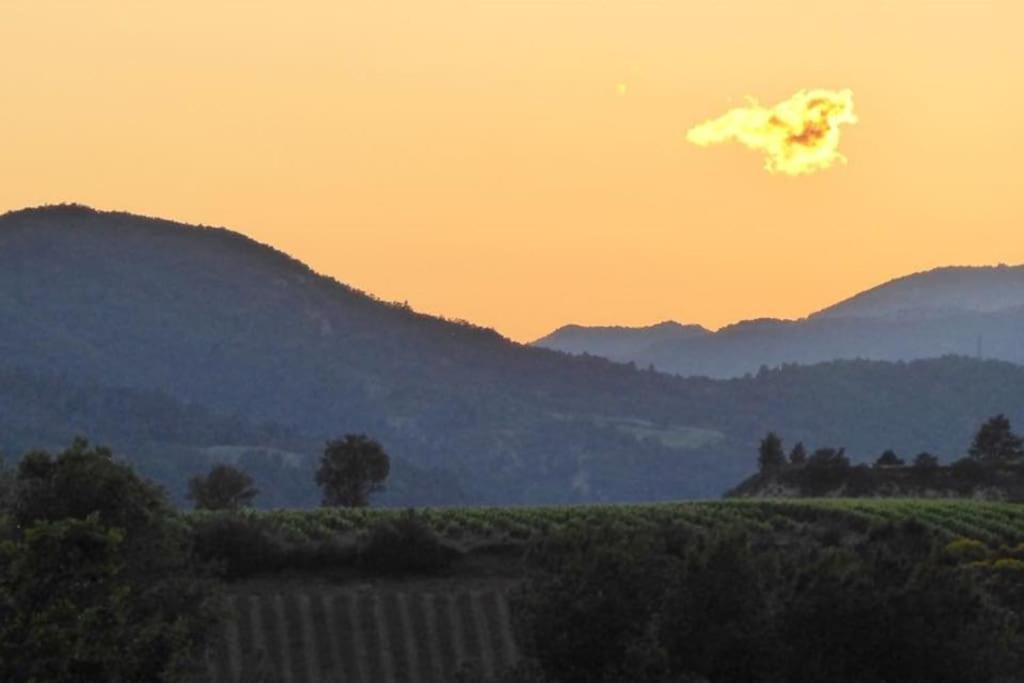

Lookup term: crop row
[191,500,1024,548]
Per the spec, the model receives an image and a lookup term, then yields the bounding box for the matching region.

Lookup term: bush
[190,512,360,578]
[357,509,455,576]
[950,457,986,483]
[512,521,1023,683]
[189,513,286,579]
[2,440,213,681]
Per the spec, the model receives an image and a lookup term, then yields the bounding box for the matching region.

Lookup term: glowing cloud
[686,89,857,175]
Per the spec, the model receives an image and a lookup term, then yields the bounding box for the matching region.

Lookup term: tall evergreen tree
[969,414,1023,463]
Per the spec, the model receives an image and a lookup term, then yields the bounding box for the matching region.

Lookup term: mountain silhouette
[533,266,1024,377]
[3,205,1023,505]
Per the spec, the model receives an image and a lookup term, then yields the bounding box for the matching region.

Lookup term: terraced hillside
[198,500,1024,683]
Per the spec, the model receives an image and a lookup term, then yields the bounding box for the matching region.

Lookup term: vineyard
[205,581,518,683]
[193,499,1024,550]
[198,500,1024,682]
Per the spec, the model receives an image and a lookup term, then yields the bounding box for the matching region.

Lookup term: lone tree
[874,450,904,468]
[969,414,1024,464]
[316,434,390,507]
[757,432,786,471]
[187,464,258,511]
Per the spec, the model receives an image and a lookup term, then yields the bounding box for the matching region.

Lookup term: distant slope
[532,266,1024,377]
[0,367,465,508]
[3,205,1024,505]
[0,205,746,503]
[813,265,1024,320]
[533,321,709,364]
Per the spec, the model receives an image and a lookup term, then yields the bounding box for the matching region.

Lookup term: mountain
[3,205,1024,506]
[532,321,710,365]
[533,266,1024,377]
[813,265,1024,320]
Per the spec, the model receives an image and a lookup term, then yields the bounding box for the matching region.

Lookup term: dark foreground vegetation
[3,439,1024,681]
[501,517,1024,683]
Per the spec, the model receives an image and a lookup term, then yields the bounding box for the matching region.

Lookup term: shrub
[944,537,990,563]
[357,509,455,575]
[190,513,285,578]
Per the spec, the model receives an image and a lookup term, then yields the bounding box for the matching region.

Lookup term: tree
[788,442,807,466]
[0,516,130,681]
[807,448,849,469]
[758,432,786,471]
[316,434,390,507]
[912,452,940,470]
[968,414,1024,464]
[0,455,14,513]
[3,439,213,680]
[874,450,904,468]
[187,463,258,510]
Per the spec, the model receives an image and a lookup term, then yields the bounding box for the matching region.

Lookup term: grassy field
[200,499,1024,682]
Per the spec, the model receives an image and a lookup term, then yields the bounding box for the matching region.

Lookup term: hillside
[532,321,710,364]
[533,266,1024,377]
[3,205,1024,505]
[813,265,1024,319]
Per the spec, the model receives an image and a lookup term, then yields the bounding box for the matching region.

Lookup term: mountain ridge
[3,204,1024,505]
[532,264,1024,376]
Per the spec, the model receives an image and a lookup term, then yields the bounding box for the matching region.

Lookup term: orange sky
[2,1,1022,341]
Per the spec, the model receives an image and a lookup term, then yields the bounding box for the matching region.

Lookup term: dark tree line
[757,414,1024,475]
[499,519,1024,683]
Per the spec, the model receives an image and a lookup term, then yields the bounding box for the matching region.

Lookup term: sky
[2,0,1022,341]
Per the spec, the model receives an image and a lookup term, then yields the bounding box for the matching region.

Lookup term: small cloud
[686,89,858,175]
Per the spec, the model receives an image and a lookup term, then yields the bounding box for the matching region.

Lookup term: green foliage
[1,439,214,681]
[788,441,807,466]
[0,456,13,513]
[14,438,173,554]
[970,414,1024,463]
[357,509,455,576]
[316,434,390,507]
[187,463,258,510]
[945,537,990,562]
[512,518,1024,683]
[189,511,356,579]
[874,449,904,467]
[912,451,940,470]
[757,432,786,471]
[0,516,131,681]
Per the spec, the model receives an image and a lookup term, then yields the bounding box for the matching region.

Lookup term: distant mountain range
[534,266,1024,377]
[2,204,1023,506]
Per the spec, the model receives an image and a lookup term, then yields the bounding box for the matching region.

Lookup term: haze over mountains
[534,265,1024,377]
[2,205,1023,506]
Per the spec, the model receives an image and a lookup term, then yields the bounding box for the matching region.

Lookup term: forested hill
[2,205,1024,506]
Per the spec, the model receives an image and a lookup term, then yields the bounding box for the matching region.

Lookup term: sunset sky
[2,0,1022,341]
